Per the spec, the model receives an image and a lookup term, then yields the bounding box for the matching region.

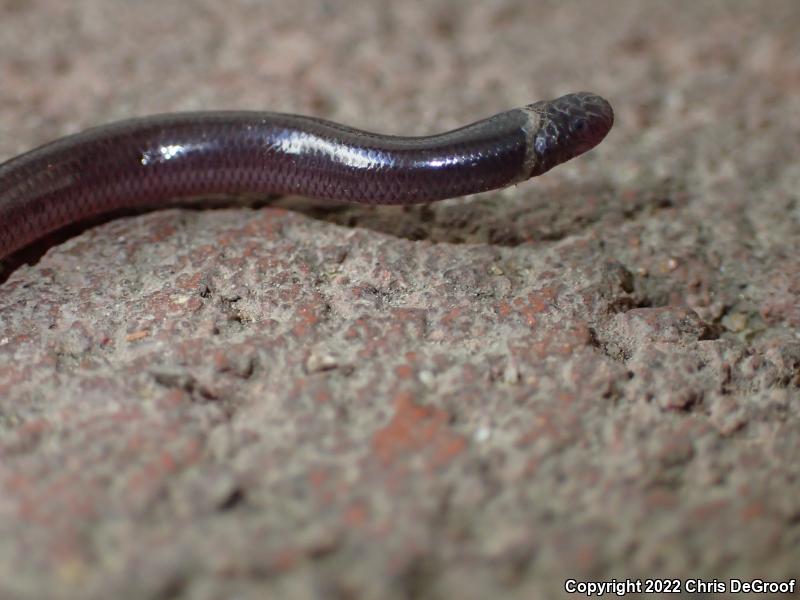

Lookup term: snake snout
[568,92,614,153]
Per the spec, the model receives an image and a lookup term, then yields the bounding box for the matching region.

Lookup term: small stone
[305,351,339,373]
[723,312,748,332]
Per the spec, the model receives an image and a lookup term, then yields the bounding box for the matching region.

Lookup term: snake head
[526,92,614,176]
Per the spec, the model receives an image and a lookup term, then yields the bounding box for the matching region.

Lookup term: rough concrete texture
[1,1,799,599]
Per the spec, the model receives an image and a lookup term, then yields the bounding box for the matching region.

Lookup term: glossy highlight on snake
[0,92,613,259]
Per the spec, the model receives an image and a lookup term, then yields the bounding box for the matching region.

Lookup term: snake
[0,92,613,260]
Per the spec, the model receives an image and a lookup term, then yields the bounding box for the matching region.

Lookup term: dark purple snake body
[0,92,613,259]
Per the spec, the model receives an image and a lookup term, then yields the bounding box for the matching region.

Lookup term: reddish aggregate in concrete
[1,1,799,599]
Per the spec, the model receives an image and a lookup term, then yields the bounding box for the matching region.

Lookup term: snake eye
[573,119,588,134]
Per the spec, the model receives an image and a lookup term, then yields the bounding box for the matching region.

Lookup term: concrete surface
[0,1,798,598]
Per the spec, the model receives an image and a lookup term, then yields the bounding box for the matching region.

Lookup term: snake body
[0,92,613,259]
